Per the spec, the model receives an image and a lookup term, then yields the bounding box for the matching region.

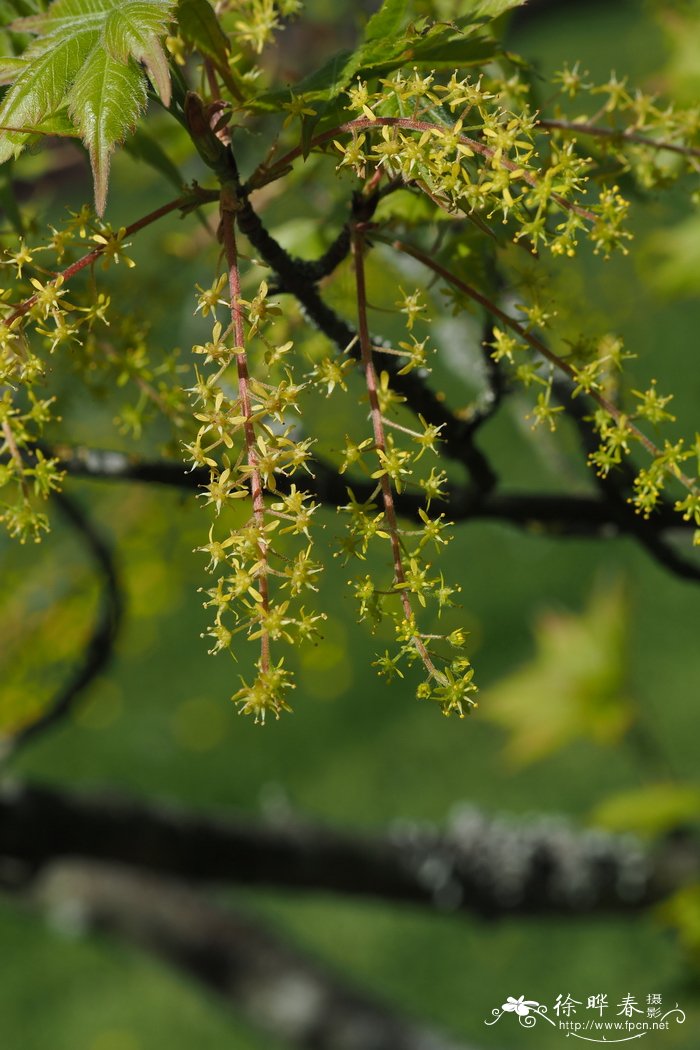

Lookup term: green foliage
[0,0,174,212]
[483,581,632,766]
[658,884,700,974]
[591,782,700,836]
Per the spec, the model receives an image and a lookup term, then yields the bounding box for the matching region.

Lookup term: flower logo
[501,996,540,1017]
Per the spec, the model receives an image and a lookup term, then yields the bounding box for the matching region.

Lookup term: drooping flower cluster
[186,271,324,722]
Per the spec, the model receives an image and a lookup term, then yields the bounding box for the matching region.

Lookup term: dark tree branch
[236,190,498,492]
[24,861,472,1050]
[2,782,698,919]
[461,320,508,435]
[0,492,123,760]
[43,443,697,547]
[552,381,700,583]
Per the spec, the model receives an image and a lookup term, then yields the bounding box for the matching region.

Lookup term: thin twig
[538,118,700,160]
[249,116,598,223]
[380,234,699,500]
[3,192,218,328]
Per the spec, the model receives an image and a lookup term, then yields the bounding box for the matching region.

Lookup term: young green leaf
[362,0,409,44]
[176,0,230,66]
[0,0,174,213]
[462,0,526,16]
[68,48,148,215]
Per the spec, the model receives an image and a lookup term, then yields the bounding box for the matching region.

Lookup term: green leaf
[644,214,700,298]
[591,782,700,836]
[124,124,184,192]
[657,885,700,973]
[175,0,228,65]
[0,57,28,86]
[0,29,99,160]
[483,580,633,767]
[374,187,436,225]
[175,0,241,96]
[68,47,146,215]
[0,0,174,213]
[362,0,409,44]
[461,0,526,16]
[407,32,499,66]
[33,107,77,135]
[103,2,172,104]
[252,30,497,114]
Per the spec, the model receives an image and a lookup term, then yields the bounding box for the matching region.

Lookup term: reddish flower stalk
[4,193,216,328]
[351,223,444,683]
[251,117,597,223]
[219,194,271,672]
[381,233,699,498]
[537,118,700,160]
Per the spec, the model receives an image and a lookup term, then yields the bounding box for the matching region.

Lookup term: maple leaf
[0,0,175,213]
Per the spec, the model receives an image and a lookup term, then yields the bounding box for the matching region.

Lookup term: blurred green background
[1,1,699,1048]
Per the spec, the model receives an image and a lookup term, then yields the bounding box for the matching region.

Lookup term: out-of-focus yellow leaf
[657,884,700,972]
[483,579,633,766]
[591,782,700,836]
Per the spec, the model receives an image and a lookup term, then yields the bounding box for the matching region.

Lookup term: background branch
[0,492,123,760]
[38,444,699,571]
[2,782,697,919]
[22,861,473,1050]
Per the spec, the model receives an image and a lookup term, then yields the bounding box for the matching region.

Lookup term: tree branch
[40,443,698,546]
[22,860,472,1050]
[2,782,697,919]
[552,381,700,583]
[0,492,123,760]
[235,189,497,491]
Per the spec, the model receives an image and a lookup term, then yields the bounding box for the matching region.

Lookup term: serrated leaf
[33,107,77,135]
[363,0,409,44]
[0,57,28,86]
[68,48,147,214]
[0,30,98,161]
[591,782,700,836]
[251,15,496,113]
[103,3,172,104]
[407,33,497,66]
[0,0,174,212]
[462,0,526,16]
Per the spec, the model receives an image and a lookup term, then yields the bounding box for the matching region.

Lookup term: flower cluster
[186,270,324,722]
[0,211,167,541]
[331,70,631,258]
